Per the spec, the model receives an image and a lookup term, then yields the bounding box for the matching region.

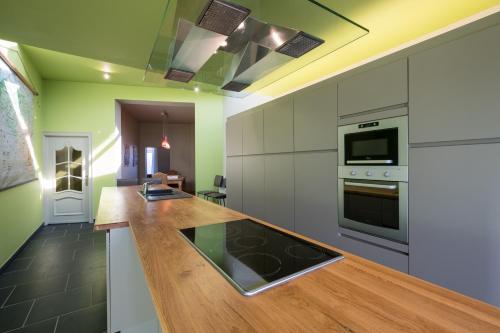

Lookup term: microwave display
[345,128,398,165]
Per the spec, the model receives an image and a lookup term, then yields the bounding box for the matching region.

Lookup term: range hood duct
[165,19,227,82]
[221,41,291,92]
[197,0,251,36]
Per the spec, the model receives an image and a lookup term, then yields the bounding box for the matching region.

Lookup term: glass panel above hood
[145,0,368,97]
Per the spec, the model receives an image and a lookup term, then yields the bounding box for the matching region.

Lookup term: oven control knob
[366,170,373,176]
[350,170,357,176]
[384,171,391,177]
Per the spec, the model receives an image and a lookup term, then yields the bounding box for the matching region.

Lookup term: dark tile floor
[0,223,106,333]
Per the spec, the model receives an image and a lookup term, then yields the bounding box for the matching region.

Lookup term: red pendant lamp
[161,111,171,149]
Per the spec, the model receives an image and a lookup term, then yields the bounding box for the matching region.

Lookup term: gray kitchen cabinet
[336,235,409,273]
[338,59,408,116]
[263,96,293,153]
[226,116,242,156]
[242,108,264,155]
[226,156,242,211]
[242,155,265,220]
[294,82,338,151]
[409,24,500,143]
[294,151,338,245]
[409,144,500,307]
[264,154,294,231]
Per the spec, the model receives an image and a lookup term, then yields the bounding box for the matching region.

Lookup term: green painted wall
[41,80,224,217]
[0,45,44,267]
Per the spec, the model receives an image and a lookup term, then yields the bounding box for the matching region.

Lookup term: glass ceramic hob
[179,219,343,296]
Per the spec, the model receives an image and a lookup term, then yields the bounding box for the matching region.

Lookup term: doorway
[43,133,92,224]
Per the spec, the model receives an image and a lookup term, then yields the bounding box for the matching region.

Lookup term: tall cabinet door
[263,97,293,154]
[242,155,265,220]
[226,156,242,211]
[294,151,338,245]
[294,82,337,151]
[409,24,500,143]
[338,59,408,116]
[226,116,242,156]
[264,154,294,231]
[242,109,264,155]
[409,144,500,307]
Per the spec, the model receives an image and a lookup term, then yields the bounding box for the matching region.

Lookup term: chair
[197,175,223,198]
[206,178,226,206]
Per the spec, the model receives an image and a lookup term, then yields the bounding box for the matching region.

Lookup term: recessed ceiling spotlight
[194,86,200,93]
[197,0,251,36]
[103,72,111,80]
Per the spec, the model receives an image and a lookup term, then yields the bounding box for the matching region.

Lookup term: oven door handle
[346,160,393,164]
[344,181,397,190]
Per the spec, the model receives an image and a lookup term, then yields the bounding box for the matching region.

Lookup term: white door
[44,135,91,224]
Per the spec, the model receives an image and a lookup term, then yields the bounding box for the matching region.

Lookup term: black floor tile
[32,231,66,241]
[58,239,92,252]
[44,233,79,246]
[68,267,105,290]
[91,280,106,305]
[27,286,91,324]
[1,223,106,332]
[0,287,14,307]
[8,318,57,333]
[56,303,106,333]
[0,270,46,289]
[6,275,68,306]
[0,301,32,332]
[3,258,32,274]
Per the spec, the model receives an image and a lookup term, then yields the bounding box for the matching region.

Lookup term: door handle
[85,174,89,187]
[344,181,397,190]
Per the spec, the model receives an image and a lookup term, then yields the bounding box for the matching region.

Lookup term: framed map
[0,51,37,190]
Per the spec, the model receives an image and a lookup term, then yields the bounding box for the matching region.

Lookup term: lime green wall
[0,46,43,267]
[41,80,224,217]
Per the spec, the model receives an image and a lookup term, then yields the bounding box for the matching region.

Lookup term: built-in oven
[338,177,408,244]
[338,115,408,166]
[338,115,408,245]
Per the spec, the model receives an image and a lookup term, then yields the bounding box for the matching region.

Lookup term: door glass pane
[56,177,69,192]
[56,147,69,164]
[70,177,82,192]
[56,164,68,178]
[70,163,82,177]
[71,147,82,163]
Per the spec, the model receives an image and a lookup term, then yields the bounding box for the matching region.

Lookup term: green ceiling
[0,0,167,69]
[1,0,500,96]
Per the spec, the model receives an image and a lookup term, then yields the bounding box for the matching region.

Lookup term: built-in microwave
[338,116,408,166]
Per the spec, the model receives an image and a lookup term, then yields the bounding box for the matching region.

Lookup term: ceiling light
[103,72,110,80]
[221,81,250,92]
[197,0,251,36]
[236,21,246,31]
[276,31,324,58]
[165,68,195,82]
[161,112,171,150]
[194,86,200,93]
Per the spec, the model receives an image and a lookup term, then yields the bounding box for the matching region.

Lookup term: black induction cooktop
[179,219,343,296]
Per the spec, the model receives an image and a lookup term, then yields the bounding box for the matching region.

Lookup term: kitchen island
[95,185,500,332]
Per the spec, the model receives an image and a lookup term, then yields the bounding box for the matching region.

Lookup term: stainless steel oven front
[338,168,408,244]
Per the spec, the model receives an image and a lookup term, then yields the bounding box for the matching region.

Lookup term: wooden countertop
[95,186,500,332]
